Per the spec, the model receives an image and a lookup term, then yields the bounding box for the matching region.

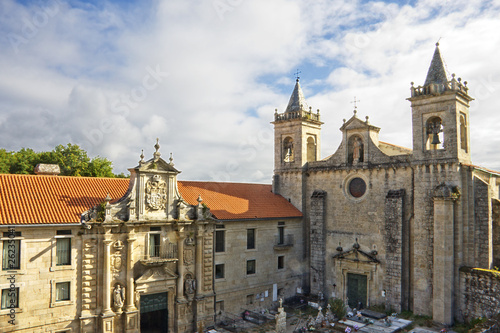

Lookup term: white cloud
[1,0,500,181]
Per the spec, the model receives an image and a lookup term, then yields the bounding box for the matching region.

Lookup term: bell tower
[271,78,323,209]
[407,43,473,163]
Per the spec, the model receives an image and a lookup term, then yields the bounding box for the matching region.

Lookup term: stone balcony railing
[274,108,321,122]
[141,243,178,266]
[274,234,294,250]
[410,74,469,97]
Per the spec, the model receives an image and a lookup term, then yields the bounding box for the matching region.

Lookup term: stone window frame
[342,173,369,203]
[50,231,75,272]
[246,228,256,251]
[277,255,285,270]
[215,228,226,253]
[50,277,75,308]
[0,281,25,316]
[246,259,256,276]
[0,233,26,276]
[216,300,224,313]
[215,263,225,280]
[146,230,162,259]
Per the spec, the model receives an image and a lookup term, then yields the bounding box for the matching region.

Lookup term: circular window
[349,178,366,198]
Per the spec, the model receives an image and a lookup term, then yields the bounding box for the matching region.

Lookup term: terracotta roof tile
[0,175,301,225]
[178,181,302,220]
[0,174,129,225]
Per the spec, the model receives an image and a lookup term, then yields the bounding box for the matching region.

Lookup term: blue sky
[1,0,500,182]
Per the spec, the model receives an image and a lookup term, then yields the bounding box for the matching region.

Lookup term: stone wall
[474,177,491,269]
[384,189,405,312]
[214,217,304,317]
[492,199,500,269]
[310,190,326,296]
[460,267,500,321]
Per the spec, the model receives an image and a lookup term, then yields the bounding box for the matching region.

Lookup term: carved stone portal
[145,175,167,210]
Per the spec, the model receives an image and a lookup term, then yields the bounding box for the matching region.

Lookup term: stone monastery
[0,44,499,332]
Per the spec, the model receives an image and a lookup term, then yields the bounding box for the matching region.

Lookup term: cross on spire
[294,69,301,81]
[350,96,360,109]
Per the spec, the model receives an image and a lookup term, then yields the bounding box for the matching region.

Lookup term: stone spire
[424,43,448,86]
[285,78,309,113]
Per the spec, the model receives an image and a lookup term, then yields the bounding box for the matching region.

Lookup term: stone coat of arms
[145,175,167,210]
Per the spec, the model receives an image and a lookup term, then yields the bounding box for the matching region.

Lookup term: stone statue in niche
[113,284,125,311]
[184,275,196,295]
[353,137,363,164]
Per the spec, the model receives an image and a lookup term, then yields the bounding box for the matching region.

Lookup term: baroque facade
[0,144,302,332]
[272,43,500,325]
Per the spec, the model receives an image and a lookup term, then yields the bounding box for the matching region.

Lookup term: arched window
[307,136,316,162]
[348,135,364,164]
[426,117,444,150]
[283,137,294,162]
[460,114,468,152]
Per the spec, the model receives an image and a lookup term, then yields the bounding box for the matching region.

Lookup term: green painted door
[140,292,168,333]
[347,273,367,309]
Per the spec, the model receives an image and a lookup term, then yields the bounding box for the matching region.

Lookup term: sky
[1,0,500,183]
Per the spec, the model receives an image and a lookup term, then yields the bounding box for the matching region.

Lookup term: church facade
[272,44,500,325]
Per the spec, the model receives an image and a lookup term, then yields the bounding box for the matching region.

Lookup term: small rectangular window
[246,294,254,305]
[56,230,72,235]
[247,229,255,250]
[216,300,224,313]
[215,264,225,279]
[150,226,161,232]
[56,238,71,266]
[278,255,285,270]
[246,259,256,275]
[2,239,20,270]
[215,230,225,253]
[56,282,70,301]
[1,287,19,309]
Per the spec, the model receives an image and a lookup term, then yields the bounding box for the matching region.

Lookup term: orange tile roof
[178,181,302,220]
[0,174,129,225]
[0,175,301,225]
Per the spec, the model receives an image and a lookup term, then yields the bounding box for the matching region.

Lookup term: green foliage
[329,298,346,319]
[399,311,433,327]
[96,201,106,222]
[452,317,487,333]
[0,144,124,178]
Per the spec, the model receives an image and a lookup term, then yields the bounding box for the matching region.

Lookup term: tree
[0,144,126,178]
[87,156,114,178]
[52,144,91,176]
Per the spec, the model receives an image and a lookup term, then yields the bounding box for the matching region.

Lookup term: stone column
[432,184,457,325]
[125,233,139,333]
[196,226,203,295]
[103,238,113,314]
[126,235,137,311]
[177,231,185,298]
[101,238,115,332]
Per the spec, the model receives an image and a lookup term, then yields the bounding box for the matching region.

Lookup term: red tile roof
[178,181,302,220]
[0,174,129,225]
[0,174,301,225]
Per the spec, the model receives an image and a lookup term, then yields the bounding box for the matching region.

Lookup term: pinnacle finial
[169,152,174,165]
[153,138,161,160]
[154,138,160,152]
[139,149,144,165]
